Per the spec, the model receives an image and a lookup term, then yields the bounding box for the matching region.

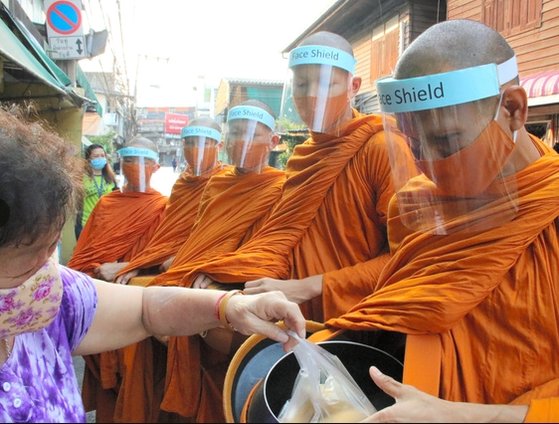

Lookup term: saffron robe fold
[113,166,286,422]
[188,111,394,322]
[68,189,168,275]
[67,189,167,422]
[117,165,224,276]
[327,140,559,411]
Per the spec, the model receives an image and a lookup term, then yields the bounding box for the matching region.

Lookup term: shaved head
[300,31,354,56]
[396,20,515,81]
[237,99,276,119]
[189,117,221,132]
[126,136,158,153]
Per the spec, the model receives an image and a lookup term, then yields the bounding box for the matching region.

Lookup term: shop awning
[0,17,67,94]
[520,70,559,107]
[0,6,102,115]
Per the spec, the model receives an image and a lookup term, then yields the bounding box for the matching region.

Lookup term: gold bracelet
[218,289,243,330]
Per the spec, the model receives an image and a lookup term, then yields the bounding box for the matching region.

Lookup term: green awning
[1,9,102,116]
[0,17,67,94]
[76,66,103,116]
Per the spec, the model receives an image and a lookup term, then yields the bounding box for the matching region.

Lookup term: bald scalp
[126,135,158,153]
[189,117,221,132]
[300,31,354,56]
[237,99,276,119]
[395,20,515,80]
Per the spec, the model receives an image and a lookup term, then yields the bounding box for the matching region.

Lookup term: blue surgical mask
[90,157,107,170]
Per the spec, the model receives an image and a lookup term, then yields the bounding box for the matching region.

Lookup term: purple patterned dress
[0,266,97,422]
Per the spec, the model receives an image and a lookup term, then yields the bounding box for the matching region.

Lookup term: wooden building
[448,0,559,145]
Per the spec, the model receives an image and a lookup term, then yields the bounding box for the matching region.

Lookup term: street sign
[45,0,86,60]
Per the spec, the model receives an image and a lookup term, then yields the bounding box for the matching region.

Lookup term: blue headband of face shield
[227,106,276,131]
[288,45,356,74]
[117,147,159,162]
[376,56,518,113]
[181,126,222,143]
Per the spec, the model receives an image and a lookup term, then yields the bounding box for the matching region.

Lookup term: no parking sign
[45,0,86,59]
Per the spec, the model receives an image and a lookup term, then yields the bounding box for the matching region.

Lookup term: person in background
[172,156,177,172]
[0,107,305,423]
[75,144,116,241]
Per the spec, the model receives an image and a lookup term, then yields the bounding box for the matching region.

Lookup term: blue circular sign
[47,1,82,35]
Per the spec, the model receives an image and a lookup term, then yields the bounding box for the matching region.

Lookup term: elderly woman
[0,109,304,422]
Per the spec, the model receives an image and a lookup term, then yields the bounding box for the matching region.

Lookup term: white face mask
[0,258,63,338]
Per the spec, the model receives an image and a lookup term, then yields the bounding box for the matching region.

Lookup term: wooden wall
[447,0,559,77]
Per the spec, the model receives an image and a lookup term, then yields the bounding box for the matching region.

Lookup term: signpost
[45,0,86,60]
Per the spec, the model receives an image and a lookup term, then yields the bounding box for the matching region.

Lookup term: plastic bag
[278,332,377,423]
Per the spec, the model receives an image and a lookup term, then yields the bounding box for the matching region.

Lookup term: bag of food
[278,332,377,423]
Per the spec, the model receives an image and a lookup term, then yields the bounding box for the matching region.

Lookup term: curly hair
[0,108,83,247]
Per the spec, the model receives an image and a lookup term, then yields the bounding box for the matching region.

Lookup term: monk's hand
[159,256,175,272]
[244,275,323,304]
[192,273,214,289]
[362,367,529,423]
[225,291,305,351]
[95,262,129,282]
[115,269,139,285]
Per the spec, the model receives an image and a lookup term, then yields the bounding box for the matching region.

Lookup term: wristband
[217,289,243,330]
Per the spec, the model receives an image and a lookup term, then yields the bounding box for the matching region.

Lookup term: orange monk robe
[188,111,395,322]
[67,189,167,422]
[112,166,286,422]
[117,165,225,276]
[326,139,559,414]
[68,189,168,275]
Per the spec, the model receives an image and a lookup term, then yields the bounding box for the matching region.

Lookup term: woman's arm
[74,279,304,355]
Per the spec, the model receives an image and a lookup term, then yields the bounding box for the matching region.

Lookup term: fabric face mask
[417,120,516,197]
[90,157,107,170]
[0,258,63,339]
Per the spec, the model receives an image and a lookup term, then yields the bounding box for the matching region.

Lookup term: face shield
[281,45,356,136]
[117,146,159,192]
[377,56,520,235]
[224,105,275,174]
[181,126,221,176]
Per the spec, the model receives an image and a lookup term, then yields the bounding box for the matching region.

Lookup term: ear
[501,85,528,131]
[350,76,362,97]
[217,142,224,150]
[152,163,161,172]
[270,133,280,148]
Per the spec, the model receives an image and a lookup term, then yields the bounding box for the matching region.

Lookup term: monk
[110,100,286,422]
[111,117,226,285]
[67,136,168,422]
[318,20,559,422]
[192,31,395,324]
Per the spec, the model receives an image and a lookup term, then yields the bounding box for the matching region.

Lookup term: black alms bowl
[246,340,403,423]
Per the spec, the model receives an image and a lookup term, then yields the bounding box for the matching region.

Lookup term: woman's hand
[225,291,305,351]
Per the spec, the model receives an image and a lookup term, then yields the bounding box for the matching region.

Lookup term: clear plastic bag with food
[278,332,377,423]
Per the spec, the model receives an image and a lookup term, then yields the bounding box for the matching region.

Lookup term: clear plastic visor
[224,119,273,174]
[182,136,219,176]
[383,97,519,235]
[281,64,353,136]
[119,155,157,193]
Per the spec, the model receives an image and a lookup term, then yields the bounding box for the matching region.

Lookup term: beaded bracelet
[217,289,243,329]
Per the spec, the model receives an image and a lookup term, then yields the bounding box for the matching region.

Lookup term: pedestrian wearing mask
[75,144,116,240]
